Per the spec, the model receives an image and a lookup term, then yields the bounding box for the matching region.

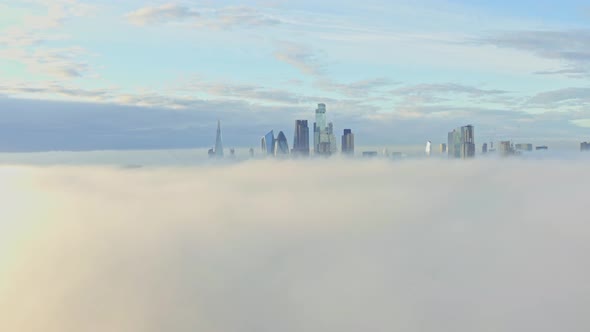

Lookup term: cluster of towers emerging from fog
[209,103,353,158]
[209,103,563,159]
[260,103,354,157]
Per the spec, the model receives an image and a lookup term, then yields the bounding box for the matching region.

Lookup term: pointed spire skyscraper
[215,120,224,158]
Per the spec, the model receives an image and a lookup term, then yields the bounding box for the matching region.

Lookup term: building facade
[274,131,290,157]
[292,120,310,156]
[341,129,354,155]
[314,103,337,156]
[515,143,533,151]
[261,130,275,155]
[499,141,515,156]
[214,120,224,158]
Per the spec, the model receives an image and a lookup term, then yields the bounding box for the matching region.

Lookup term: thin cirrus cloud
[274,42,325,76]
[391,83,509,98]
[125,3,200,26]
[2,161,590,331]
[473,30,590,77]
[125,3,281,28]
[527,87,590,107]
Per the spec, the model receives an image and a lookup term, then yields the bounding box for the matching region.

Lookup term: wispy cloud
[527,87,590,107]
[473,30,590,77]
[126,3,281,29]
[126,3,200,26]
[391,83,509,97]
[208,6,282,28]
[316,78,398,98]
[274,42,324,76]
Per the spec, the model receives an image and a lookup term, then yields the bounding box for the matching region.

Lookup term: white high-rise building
[313,103,337,156]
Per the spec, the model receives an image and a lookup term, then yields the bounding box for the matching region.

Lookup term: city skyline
[1,1,590,152]
[210,102,583,158]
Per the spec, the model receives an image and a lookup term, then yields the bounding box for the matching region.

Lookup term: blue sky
[1,0,590,151]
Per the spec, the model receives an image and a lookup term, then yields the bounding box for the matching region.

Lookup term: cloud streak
[274,42,324,76]
[126,4,200,26]
[126,3,281,28]
[474,30,590,77]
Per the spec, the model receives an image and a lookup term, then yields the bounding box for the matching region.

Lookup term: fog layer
[1,160,589,332]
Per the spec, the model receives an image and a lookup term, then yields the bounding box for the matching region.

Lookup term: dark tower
[292,120,310,156]
[341,129,354,155]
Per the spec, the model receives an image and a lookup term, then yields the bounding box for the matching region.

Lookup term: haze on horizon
[1,0,590,151]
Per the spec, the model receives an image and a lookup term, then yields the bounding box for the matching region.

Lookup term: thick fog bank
[1,160,589,332]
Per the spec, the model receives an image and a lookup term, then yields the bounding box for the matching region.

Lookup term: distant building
[362,151,378,158]
[581,142,590,151]
[249,147,255,157]
[261,130,274,155]
[515,143,533,151]
[229,148,236,158]
[448,125,475,159]
[425,141,431,156]
[273,131,290,157]
[488,142,496,153]
[440,143,447,153]
[214,120,224,158]
[313,104,337,156]
[482,143,488,154]
[536,146,548,151]
[292,120,310,156]
[341,129,354,155]
[207,120,224,158]
[499,141,515,156]
[328,123,337,154]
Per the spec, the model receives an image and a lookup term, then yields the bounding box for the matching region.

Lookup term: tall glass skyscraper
[261,130,274,155]
[313,103,337,156]
[274,131,289,156]
[292,120,310,156]
[341,129,354,155]
[316,103,327,131]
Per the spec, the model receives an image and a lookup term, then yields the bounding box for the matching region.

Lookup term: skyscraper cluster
[447,125,475,159]
[499,141,516,156]
[251,103,353,158]
[209,107,558,160]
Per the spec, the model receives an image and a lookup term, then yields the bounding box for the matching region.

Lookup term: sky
[1,0,590,151]
[2,159,590,331]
